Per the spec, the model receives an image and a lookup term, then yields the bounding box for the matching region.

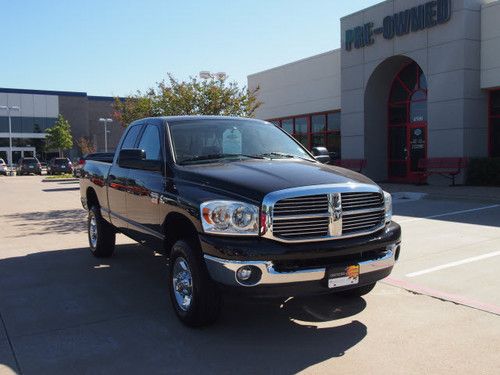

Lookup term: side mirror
[118,148,162,172]
[118,149,146,169]
[311,146,331,164]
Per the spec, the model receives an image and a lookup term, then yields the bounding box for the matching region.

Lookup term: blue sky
[0,0,380,97]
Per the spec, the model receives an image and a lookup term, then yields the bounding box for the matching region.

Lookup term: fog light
[237,266,252,281]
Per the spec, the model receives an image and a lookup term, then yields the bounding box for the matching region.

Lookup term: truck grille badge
[328,192,343,236]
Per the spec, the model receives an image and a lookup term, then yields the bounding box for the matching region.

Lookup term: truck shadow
[0,244,367,374]
[1,209,87,237]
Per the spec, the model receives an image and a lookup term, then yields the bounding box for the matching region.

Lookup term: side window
[121,125,142,150]
[137,125,162,161]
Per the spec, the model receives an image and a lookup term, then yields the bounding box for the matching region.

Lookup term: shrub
[466,158,500,186]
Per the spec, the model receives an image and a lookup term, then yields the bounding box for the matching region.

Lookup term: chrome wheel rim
[172,257,193,311]
[89,214,98,249]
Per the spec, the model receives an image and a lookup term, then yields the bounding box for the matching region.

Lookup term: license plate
[327,265,360,288]
[29,166,34,168]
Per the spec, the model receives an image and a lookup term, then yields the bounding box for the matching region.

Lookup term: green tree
[113,74,261,126]
[45,115,73,157]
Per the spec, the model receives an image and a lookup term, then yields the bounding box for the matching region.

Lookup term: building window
[268,111,341,159]
[0,116,57,133]
[490,90,500,157]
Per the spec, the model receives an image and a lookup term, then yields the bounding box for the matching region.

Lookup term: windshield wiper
[180,153,265,164]
[257,152,316,163]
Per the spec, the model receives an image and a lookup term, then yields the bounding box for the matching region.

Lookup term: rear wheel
[88,206,115,258]
[168,239,221,327]
[336,282,377,297]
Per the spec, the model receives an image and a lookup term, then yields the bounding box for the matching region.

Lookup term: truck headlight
[201,201,259,235]
[383,191,392,224]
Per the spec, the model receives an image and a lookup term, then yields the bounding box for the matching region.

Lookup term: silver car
[0,158,8,176]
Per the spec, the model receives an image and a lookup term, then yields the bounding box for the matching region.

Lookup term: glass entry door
[409,124,426,179]
[387,62,428,183]
[388,126,408,178]
[12,151,22,165]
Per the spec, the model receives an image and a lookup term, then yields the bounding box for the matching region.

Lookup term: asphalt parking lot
[1,176,499,374]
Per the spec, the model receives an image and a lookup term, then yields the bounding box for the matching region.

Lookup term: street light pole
[98,118,113,152]
[0,105,20,167]
[199,71,227,80]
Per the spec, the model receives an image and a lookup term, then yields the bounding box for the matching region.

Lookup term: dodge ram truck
[79,116,401,327]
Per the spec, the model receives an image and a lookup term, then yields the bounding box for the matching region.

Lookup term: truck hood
[176,159,377,203]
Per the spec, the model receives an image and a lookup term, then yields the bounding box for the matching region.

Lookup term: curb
[41,178,79,183]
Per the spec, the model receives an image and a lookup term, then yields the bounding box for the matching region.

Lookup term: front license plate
[29,166,34,168]
[327,265,360,288]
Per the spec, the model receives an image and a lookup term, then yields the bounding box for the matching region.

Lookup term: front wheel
[88,206,115,258]
[336,282,377,298]
[168,239,221,327]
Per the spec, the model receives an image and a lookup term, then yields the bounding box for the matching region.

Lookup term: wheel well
[86,187,99,209]
[164,213,200,256]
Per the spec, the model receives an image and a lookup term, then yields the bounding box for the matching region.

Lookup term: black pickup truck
[80,116,401,326]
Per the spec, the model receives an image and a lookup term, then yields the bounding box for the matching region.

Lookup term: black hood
[175,159,376,202]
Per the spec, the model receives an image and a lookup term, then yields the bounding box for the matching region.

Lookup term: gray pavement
[0,175,499,374]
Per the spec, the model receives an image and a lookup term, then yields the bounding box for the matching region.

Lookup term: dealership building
[0,88,120,165]
[248,0,500,183]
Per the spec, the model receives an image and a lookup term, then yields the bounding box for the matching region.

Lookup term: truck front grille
[272,195,329,239]
[266,188,386,243]
[341,192,385,235]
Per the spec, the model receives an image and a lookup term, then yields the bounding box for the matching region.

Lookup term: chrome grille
[272,195,329,239]
[265,186,386,243]
[341,192,385,235]
[341,192,384,211]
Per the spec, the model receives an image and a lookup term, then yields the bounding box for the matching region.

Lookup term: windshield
[55,158,68,165]
[169,119,313,165]
[22,158,37,165]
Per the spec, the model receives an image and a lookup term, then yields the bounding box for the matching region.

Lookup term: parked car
[73,152,114,177]
[0,158,8,175]
[47,158,73,175]
[80,116,401,327]
[17,157,42,175]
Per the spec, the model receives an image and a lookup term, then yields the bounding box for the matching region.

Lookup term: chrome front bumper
[204,244,399,287]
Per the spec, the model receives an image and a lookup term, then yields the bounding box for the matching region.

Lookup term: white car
[0,158,8,176]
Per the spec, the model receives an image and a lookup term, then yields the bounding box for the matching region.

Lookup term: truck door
[107,123,142,231]
[125,121,164,248]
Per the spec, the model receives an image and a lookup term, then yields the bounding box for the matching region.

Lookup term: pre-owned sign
[345,0,452,51]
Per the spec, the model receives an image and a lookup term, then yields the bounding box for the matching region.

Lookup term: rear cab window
[121,124,142,150]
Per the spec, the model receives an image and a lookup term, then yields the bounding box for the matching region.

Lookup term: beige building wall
[248,50,341,120]
[481,0,500,89]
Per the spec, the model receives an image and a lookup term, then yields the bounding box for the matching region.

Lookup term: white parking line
[406,250,500,278]
[397,204,500,223]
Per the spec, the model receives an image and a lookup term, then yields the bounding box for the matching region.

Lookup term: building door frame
[387,62,428,183]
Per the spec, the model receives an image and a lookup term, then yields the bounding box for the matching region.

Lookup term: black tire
[88,205,116,258]
[168,239,221,327]
[336,282,377,298]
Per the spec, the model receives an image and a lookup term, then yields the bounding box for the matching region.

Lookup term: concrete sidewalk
[380,183,500,203]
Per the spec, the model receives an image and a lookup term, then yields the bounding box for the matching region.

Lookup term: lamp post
[199,71,227,80]
[0,104,20,167]
[98,118,113,152]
